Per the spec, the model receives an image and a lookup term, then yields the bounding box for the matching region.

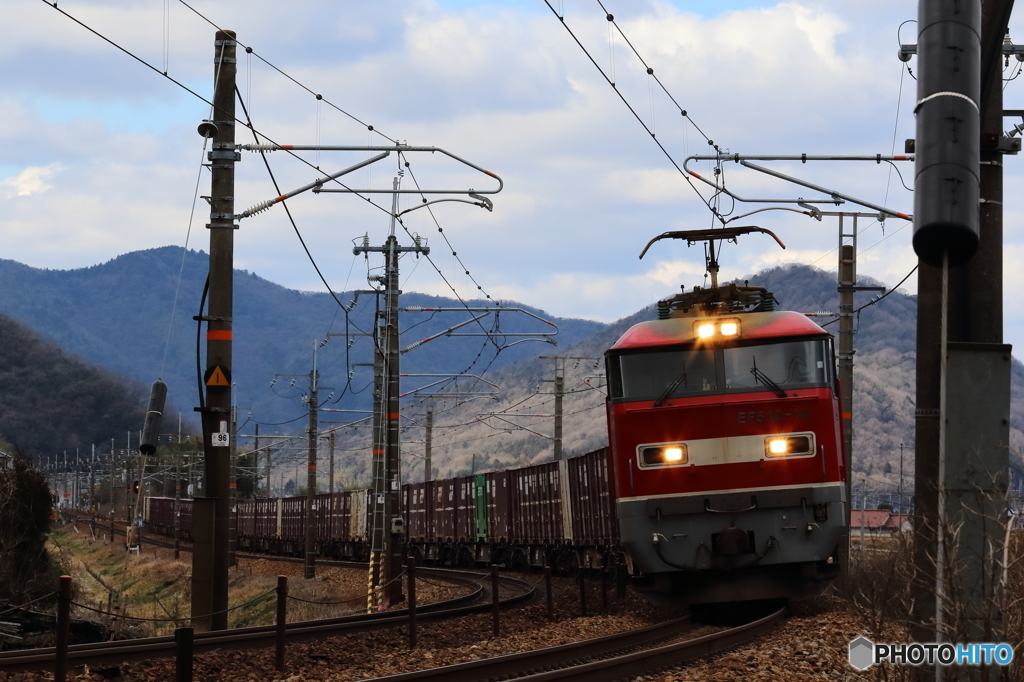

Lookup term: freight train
[144,446,619,574]
[145,229,848,606]
[605,227,847,604]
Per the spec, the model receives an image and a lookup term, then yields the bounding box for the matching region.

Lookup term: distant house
[851,510,911,536]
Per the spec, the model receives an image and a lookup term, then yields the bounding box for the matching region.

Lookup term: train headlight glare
[697,324,715,338]
[640,443,688,466]
[720,322,738,336]
[764,435,814,457]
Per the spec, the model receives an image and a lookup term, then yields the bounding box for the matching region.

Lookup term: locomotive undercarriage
[619,482,846,604]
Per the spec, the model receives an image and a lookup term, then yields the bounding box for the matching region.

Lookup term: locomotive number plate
[736,408,810,424]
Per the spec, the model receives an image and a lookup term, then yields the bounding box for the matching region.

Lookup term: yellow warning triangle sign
[206,365,230,387]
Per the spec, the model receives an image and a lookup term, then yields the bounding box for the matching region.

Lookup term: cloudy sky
[3,0,1024,353]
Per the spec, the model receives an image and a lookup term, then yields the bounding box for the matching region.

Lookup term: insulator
[139,380,167,456]
[244,144,279,152]
[240,199,276,218]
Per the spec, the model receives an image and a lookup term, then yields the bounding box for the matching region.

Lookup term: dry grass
[47,525,471,639]
[837,528,1024,681]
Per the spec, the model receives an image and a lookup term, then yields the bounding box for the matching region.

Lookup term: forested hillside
[0,247,605,431]
[317,264,1024,500]
[3,248,1022,499]
[0,313,156,456]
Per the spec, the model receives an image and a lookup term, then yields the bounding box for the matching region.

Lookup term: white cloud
[3,0,1024,355]
[1,164,64,198]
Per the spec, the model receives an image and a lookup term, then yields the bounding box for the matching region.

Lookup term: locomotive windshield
[609,337,833,403]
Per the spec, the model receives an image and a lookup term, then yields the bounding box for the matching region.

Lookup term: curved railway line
[0,564,532,674]
[9,514,788,679]
[363,606,785,682]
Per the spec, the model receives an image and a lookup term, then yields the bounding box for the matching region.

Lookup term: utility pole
[193,28,237,633]
[356,178,429,607]
[837,242,855,582]
[229,398,237,568]
[328,430,336,494]
[910,0,1013,667]
[108,446,115,543]
[254,424,264,497]
[175,442,182,560]
[90,445,95,514]
[554,367,564,461]
[305,343,320,580]
[899,442,904,514]
[539,356,600,460]
[424,403,433,483]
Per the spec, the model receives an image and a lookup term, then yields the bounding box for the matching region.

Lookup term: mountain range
[1,247,1022,500]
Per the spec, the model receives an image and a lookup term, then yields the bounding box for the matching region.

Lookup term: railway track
[28,516,786,679]
[363,605,785,682]
[0,564,534,674]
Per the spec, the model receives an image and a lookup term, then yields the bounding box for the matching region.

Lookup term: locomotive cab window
[722,339,829,391]
[608,336,834,403]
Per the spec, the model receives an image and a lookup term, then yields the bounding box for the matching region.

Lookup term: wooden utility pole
[194,29,237,632]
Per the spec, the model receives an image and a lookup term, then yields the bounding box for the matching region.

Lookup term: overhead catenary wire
[542,0,720,219]
[820,265,919,328]
[41,0,540,449]
[38,0,400,229]
[176,0,397,144]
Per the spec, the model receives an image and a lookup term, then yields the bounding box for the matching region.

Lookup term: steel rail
[365,606,785,682]
[0,569,533,673]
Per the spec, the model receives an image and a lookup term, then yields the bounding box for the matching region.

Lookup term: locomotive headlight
[720,322,738,336]
[639,443,688,467]
[697,323,715,338]
[764,434,814,458]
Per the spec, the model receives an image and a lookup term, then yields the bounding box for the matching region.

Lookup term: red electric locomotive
[605,227,847,604]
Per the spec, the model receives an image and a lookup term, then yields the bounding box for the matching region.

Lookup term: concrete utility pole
[538,356,566,460]
[305,344,320,580]
[193,28,237,633]
[554,368,564,461]
[357,178,429,607]
[175,443,182,560]
[328,430,336,494]
[424,404,433,483]
[911,0,1013,668]
[837,243,855,580]
[540,356,599,460]
[108,447,115,543]
[229,399,237,567]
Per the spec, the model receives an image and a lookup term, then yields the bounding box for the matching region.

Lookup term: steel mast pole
[355,177,429,605]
